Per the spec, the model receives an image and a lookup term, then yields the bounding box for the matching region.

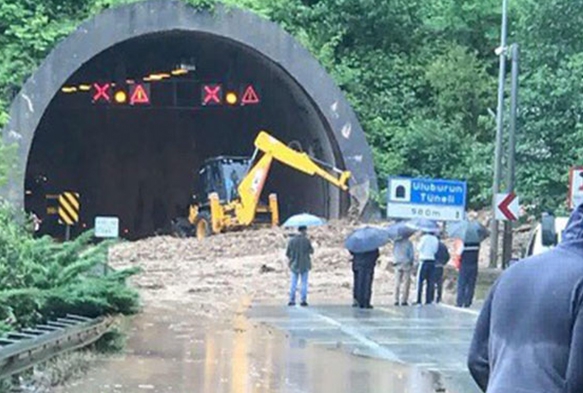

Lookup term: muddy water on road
[56,306,442,393]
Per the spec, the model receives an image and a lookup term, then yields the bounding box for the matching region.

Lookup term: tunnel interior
[25,31,347,239]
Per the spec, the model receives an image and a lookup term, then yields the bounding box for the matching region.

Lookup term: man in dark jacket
[456,241,480,308]
[433,240,450,303]
[468,204,583,393]
[286,226,314,307]
[350,248,380,309]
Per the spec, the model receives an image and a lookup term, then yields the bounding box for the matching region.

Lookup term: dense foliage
[0,204,140,332]
[0,0,582,213]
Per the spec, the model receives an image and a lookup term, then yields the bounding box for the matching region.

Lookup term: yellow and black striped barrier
[58,191,80,226]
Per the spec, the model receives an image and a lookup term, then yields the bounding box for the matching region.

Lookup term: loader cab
[198,156,251,203]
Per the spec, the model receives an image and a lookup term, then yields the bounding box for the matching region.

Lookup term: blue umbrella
[345,226,391,253]
[282,213,326,228]
[405,218,440,234]
[385,222,417,240]
[446,220,489,243]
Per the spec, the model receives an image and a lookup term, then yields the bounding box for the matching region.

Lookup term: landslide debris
[109,218,530,323]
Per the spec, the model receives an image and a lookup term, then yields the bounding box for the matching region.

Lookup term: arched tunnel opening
[24,31,349,240]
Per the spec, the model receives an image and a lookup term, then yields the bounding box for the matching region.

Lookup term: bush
[0,203,140,332]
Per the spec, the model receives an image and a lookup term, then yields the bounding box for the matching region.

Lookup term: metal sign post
[490,0,509,268]
[502,43,520,268]
[58,191,80,241]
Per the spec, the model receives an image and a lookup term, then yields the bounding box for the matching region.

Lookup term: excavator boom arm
[253,131,351,190]
[234,131,351,226]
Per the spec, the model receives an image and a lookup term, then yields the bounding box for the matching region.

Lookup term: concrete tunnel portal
[2,1,378,240]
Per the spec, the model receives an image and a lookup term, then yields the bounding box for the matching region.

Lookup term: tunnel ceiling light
[146,73,170,81]
[126,79,135,84]
[226,92,238,105]
[61,86,77,93]
[114,90,128,104]
[78,84,91,91]
[171,68,189,76]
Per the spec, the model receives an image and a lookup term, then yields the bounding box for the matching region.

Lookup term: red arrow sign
[498,192,517,221]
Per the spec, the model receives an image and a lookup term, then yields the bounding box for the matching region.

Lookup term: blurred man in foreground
[468,204,583,393]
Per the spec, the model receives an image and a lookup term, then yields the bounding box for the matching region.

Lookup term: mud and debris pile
[109,218,531,323]
[109,221,398,321]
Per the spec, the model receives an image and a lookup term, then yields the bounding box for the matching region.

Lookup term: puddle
[55,306,447,393]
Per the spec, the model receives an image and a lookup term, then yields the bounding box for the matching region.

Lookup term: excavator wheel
[194,211,212,240]
[171,217,194,238]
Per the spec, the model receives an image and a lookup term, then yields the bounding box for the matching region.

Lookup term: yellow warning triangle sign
[130,84,150,105]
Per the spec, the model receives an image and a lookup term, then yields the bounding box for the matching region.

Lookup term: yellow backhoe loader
[175,130,351,239]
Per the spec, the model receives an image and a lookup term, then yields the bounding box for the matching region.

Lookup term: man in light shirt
[416,230,439,305]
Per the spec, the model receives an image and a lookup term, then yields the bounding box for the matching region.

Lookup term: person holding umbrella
[393,235,415,306]
[345,226,390,309]
[283,213,324,307]
[350,249,380,309]
[403,219,440,305]
[386,222,417,306]
[456,242,481,308]
[446,217,489,308]
[415,228,439,305]
[286,225,314,306]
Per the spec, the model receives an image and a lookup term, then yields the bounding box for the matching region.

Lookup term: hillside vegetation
[1,0,582,212]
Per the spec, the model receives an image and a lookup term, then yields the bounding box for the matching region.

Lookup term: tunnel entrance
[25,32,344,239]
[3,1,377,241]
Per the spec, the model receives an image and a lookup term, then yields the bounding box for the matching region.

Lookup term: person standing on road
[468,204,583,393]
[350,248,380,309]
[393,236,415,306]
[286,226,313,307]
[456,241,480,308]
[416,230,439,305]
[433,238,450,304]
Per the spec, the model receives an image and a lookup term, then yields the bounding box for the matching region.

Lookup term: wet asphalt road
[56,303,481,393]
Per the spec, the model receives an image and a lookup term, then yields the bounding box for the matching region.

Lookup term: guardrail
[0,314,113,381]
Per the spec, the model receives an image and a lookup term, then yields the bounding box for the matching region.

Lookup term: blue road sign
[387,177,467,221]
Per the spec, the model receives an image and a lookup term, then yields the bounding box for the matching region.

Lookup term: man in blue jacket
[468,204,583,393]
